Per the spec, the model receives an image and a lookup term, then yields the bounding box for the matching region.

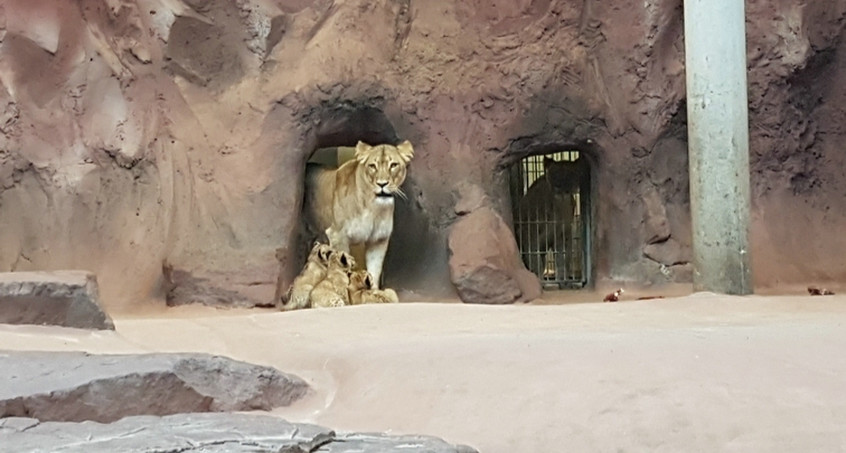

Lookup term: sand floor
[2,292,846,452]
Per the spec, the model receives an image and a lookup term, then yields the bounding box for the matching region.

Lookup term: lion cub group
[280,242,398,311]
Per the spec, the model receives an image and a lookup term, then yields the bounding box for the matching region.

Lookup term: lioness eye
[368,163,377,170]
[389,162,398,169]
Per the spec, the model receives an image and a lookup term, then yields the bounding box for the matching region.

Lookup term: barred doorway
[510,151,591,289]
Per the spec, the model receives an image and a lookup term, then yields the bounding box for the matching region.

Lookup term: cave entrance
[509,151,592,289]
[300,105,400,286]
[308,146,357,167]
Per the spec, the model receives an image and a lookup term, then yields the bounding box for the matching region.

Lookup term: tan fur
[304,140,414,290]
[516,157,588,279]
[310,251,356,308]
[280,242,333,311]
[348,270,399,305]
[273,247,288,306]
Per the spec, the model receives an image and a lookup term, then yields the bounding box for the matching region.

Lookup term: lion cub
[310,251,356,308]
[281,242,333,311]
[348,270,399,305]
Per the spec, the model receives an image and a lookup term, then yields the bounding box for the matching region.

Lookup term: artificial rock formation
[0,351,309,423]
[449,205,542,304]
[0,271,113,330]
[0,413,478,453]
[1,0,846,307]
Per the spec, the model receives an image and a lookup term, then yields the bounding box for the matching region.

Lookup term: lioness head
[543,157,586,193]
[355,140,414,202]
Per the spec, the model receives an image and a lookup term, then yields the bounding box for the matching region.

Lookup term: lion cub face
[355,140,414,202]
[306,242,334,267]
[349,270,374,291]
[328,250,356,272]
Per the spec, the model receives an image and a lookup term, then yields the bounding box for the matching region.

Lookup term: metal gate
[509,151,590,289]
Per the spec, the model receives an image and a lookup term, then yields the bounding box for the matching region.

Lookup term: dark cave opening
[297,104,419,290]
[308,105,400,156]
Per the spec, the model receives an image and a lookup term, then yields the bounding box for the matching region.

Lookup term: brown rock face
[1,0,845,306]
[0,351,309,423]
[0,271,113,330]
[643,238,690,267]
[449,207,542,304]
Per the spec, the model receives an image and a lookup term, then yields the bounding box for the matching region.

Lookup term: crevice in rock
[392,0,413,59]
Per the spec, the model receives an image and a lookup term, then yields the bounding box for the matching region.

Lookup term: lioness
[516,157,587,281]
[303,140,414,289]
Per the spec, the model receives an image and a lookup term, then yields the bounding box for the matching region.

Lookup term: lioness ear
[355,141,371,163]
[396,140,414,163]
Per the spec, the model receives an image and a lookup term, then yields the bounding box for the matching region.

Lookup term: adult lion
[516,157,587,282]
[303,140,414,288]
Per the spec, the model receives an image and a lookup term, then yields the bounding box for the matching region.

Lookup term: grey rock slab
[0,413,331,453]
[0,351,309,423]
[0,271,114,330]
[323,433,479,453]
[0,413,478,453]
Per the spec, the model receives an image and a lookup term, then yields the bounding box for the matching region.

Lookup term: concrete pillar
[684,0,753,294]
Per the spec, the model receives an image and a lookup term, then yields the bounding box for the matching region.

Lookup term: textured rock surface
[0,413,478,453]
[1,1,846,307]
[643,238,690,267]
[0,271,113,330]
[0,351,308,423]
[162,263,273,308]
[449,207,542,304]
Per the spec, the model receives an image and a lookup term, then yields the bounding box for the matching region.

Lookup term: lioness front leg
[325,227,350,253]
[365,240,389,290]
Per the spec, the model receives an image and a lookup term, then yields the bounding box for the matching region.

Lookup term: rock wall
[1,0,845,308]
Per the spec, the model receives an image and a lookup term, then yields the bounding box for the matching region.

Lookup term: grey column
[684,0,753,294]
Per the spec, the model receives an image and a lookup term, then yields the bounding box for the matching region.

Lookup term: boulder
[448,207,542,304]
[0,413,478,453]
[0,271,113,330]
[0,351,309,423]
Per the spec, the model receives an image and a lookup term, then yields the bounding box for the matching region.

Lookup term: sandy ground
[3,293,846,452]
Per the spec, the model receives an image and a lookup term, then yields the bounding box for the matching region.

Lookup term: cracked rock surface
[0,351,309,423]
[0,413,478,453]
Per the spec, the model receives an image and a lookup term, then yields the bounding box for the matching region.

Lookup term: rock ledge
[0,271,114,330]
[0,351,309,423]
